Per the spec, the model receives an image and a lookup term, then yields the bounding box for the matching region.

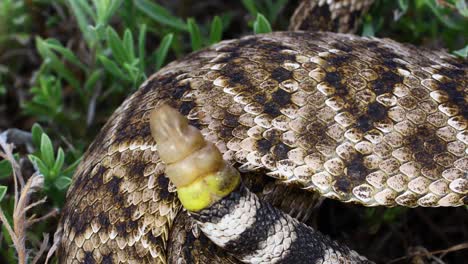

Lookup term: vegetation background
[0,0,467,263]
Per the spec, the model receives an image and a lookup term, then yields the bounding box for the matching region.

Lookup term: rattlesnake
[58,2,467,263]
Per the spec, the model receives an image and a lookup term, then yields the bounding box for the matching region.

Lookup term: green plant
[0,0,31,53]
[242,0,288,25]
[187,16,225,51]
[22,76,64,123]
[27,124,81,205]
[209,16,223,45]
[98,26,147,86]
[453,45,468,58]
[0,157,15,180]
[364,0,467,52]
[253,13,272,34]
[364,207,408,234]
[67,0,124,48]
[0,185,6,201]
[35,38,85,96]
[134,0,187,31]
[155,33,174,70]
[31,0,177,144]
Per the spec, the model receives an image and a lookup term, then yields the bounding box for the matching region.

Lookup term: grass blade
[456,0,468,17]
[43,39,86,70]
[134,0,187,31]
[187,18,202,51]
[453,45,468,58]
[253,13,272,34]
[84,69,103,92]
[138,24,147,72]
[36,37,82,92]
[106,27,128,65]
[66,0,94,44]
[0,185,7,201]
[266,0,288,23]
[241,0,258,17]
[209,16,223,44]
[398,0,409,14]
[98,55,129,80]
[155,33,173,70]
[123,29,135,61]
[425,0,461,30]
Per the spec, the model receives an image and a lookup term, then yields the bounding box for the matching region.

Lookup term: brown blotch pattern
[59,31,467,263]
[289,0,375,33]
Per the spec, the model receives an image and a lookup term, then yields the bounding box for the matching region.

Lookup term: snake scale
[57,2,467,264]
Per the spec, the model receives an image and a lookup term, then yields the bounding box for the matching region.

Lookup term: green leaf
[75,0,96,21]
[138,24,147,73]
[93,0,123,26]
[28,155,49,177]
[84,69,103,92]
[425,0,462,30]
[382,207,406,223]
[43,39,86,69]
[187,18,202,51]
[453,45,468,58]
[89,24,107,41]
[67,0,95,45]
[54,176,72,190]
[121,59,141,84]
[209,16,223,44]
[62,156,82,176]
[253,13,272,34]
[93,0,108,24]
[98,55,130,80]
[36,37,82,92]
[106,27,129,65]
[0,185,7,201]
[0,159,13,179]
[123,29,135,61]
[0,214,15,262]
[155,33,173,71]
[266,0,289,23]
[134,0,187,31]
[52,148,65,176]
[398,0,409,14]
[241,0,258,17]
[362,19,375,37]
[456,0,468,17]
[23,76,63,118]
[31,123,44,148]
[40,134,54,167]
[0,85,6,96]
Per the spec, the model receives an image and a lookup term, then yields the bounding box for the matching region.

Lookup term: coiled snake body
[58,30,467,263]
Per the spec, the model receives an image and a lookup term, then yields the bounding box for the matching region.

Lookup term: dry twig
[388,242,468,263]
[0,135,57,263]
